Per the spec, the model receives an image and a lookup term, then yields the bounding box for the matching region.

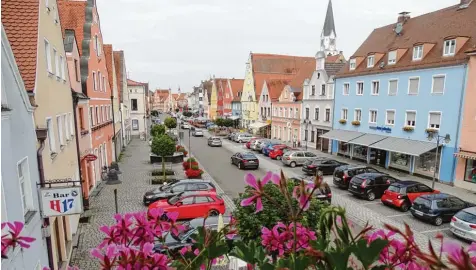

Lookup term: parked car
[154,216,238,256]
[332,165,381,189]
[246,137,259,149]
[450,206,476,242]
[381,181,440,212]
[231,152,259,170]
[143,180,216,206]
[207,136,222,147]
[148,191,225,220]
[289,177,333,203]
[268,145,293,160]
[261,142,283,156]
[227,132,237,140]
[250,139,266,150]
[235,133,253,143]
[348,173,399,201]
[192,128,204,137]
[302,158,347,176]
[255,139,273,152]
[410,193,474,226]
[181,123,190,129]
[281,151,317,167]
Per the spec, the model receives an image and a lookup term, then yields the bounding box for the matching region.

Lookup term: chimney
[397,11,411,24]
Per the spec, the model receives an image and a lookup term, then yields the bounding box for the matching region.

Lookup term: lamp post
[188,128,192,169]
[427,132,450,189]
[303,119,311,151]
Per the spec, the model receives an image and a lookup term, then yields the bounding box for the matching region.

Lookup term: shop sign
[369,126,392,133]
[84,154,98,161]
[40,186,83,217]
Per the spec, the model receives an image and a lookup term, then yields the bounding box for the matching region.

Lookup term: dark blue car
[261,142,282,156]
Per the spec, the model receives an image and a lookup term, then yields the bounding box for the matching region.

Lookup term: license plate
[316,195,327,198]
[451,228,466,237]
[248,161,255,163]
[414,210,423,216]
[352,185,357,189]
[334,177,340,181]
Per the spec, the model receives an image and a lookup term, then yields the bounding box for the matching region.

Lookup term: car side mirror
[175,202,183,207]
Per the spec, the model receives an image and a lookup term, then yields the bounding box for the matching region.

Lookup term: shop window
[353,145,368,161]
[464,159,476,183]
[415,147,441,177]
[338,143,350,155]
[311,130,315,142]
[390,152,410,169]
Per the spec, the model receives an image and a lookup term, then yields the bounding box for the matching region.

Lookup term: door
[405,185,420,203]
[373,176,386,197]
[447,197,467,221]
[194,196,214,215]
[295,152,305,165]
[176,196,195,219]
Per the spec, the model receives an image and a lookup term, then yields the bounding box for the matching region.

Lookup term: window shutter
[407,112,416,121]
[432,77,444,94]
[387,111,395,120]
[430,113,441,125]
[409,78,419,94]
[389,80,397,95]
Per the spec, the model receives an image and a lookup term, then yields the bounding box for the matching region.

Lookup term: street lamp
[303,119,311,151]
[427,132,450,189]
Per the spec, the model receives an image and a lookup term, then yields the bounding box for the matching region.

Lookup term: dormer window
[349,59,356,70]
[413,45,423,60]
[443,39,456,56]
[388,50,397,65]
[367,55,375,68]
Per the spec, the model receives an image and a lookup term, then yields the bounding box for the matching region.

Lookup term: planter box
[151,169,175,176]
[151,176,177,185]
[150,153,184,164]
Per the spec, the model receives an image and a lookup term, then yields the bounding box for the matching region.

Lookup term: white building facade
[127,79,148,138]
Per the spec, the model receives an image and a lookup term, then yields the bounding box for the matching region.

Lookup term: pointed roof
[229,79,244,102]
[266,80,289,101]
[322,0,336,36]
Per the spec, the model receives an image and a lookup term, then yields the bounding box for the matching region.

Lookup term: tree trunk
[162,156,166,182]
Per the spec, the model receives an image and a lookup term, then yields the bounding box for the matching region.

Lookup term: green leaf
[352,238,388,268]
[325,248,352,270]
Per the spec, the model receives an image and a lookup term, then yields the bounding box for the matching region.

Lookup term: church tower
[320,0,338,56]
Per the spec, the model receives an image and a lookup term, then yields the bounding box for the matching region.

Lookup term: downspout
[35,128,54,270]
[110,95,118,161]
[451,63,468,183]
[72,93,88,209]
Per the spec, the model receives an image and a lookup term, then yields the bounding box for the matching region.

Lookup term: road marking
[419,228,450,234]
[386,213,412,218]
[362,201,382,205]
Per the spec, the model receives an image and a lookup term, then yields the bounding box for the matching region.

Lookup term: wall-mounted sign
[369,126,392,133]
[84,154,98,161]
[40,186,83,217]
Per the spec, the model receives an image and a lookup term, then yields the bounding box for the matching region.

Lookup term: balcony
[91,120,113,132]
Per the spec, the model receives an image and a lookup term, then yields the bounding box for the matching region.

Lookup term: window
[320,84,326,96]
[74,59,80,82]
[371,81,379,95]
[59,55,65,80]
[408,77,419,95]
[341,108,348,120]
[413,45,423,60]
[54,48,59,77]
[98,72,102,91]
[429,112,441,129]
[295,108,299,118]
[432,75,445,94]
[131,99,138,111]
[354,109,362,122]
[45,40,52,73]
[283,108,287,118]
[57,115,64,146]
[315,108,319,120]
[102,76,106,92]
[311,85,315,95]
[17,157,32,216]
[367,55,374,68]
[388,50,397,65]
[79,108,85,130]
[343,83,350,95]
[356,82,364,95]
[443,39,456,56]
[305,108,309,120]
[349,59,356,70]
[132,119,139,130]
[96,106,99,124]
[69,113,74,136]
[92,72,97,90]
[62,114,69,140]
[46,118,56,153]
[369,110,377,124]
[325,108,330,122]
[89,106,94,126]
[406,111,416,127]
[289,108,293,119]
[194,196,209,204]
[386,110,395,125]
[388,80,398,96]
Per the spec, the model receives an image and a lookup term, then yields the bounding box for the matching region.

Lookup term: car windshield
[213,138,220,141]
[455,210,476,224]
[242,153,256,159]
[388,185,402,193]
[415,197,433,209]
[167,195,181,205]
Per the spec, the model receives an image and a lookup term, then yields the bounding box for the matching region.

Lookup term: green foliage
[150,169,175,176]
[164,117,177,129]
[151,124,166,137]
[151,135,176,157]
[151,110,159,116]
[233,181,330,243]
[213,118,234,127]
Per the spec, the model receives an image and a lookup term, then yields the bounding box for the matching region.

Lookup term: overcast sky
[97,0,458,93]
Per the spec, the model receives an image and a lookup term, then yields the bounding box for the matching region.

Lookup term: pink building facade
[271,85,302,146]
[454,49,476,191]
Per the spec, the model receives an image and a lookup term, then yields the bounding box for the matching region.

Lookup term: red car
[246,138,259,149]
[268,145,293,160]
[381,181,440,212]
[148,191,226,219]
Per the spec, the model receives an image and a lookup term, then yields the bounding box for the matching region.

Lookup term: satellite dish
[379,61,385,68]
[394,23,403,35]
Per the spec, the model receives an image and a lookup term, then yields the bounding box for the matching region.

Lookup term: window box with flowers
[339,119,347,124]
[425,128,438,135]
[351,120,360,126]
[402,126,415,132]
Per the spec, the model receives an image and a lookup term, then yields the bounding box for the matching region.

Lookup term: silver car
[207,136,222,147]
[192,129,204,137]
[235,134,252,143]
[281,151,318,167]
[450,206,476,242]
[251,139,266,151]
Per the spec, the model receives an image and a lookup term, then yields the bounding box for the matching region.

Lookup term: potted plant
[176,146,188,157]
[150,135,176,182]
[339,119,347,124]
[183,158,199,170]
[403,126,415,132]
[425,128,438,134]
[185,166,204,179]
[351,120,360,126]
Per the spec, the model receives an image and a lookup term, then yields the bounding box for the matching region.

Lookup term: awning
[319,129,365,142]
[250,122,269,129]
[370,137,437,156]
[349,134,387,146]
[228,116,240,120]
[454,151,476,160]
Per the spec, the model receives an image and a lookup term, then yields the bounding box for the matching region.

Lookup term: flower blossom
[292,180,315,211]
[261,222,316,255]
[240,172,278,212]
[1,221,36,258]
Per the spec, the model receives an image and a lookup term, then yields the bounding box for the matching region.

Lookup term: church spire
[322,0,336,37]
[320,0,338,56]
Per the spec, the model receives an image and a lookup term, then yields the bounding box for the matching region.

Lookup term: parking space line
[386,213,412,218]
[362,201,381,205]
[419,228,450,234]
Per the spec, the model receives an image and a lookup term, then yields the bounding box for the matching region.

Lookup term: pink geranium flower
[166,212,185,236]
[1,221,36,257]
[292,181,315,211]
[240,172,276,212]
[91,244,118,269]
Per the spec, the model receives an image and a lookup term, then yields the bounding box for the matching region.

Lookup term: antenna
[394,23,403,35]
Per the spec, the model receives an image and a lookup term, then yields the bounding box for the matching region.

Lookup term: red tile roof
[2,0,40,91]
[155,89,170,102]
[58,0,88,55]
[338,2,476,78]
[127,79,146,86]
[103,44,114,91]
[229,79,244,102]
[266,80,290,101]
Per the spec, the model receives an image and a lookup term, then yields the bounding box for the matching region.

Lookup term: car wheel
[290,162,296,168]
[238,162,243,170]
[367,192,376,201]
[434,216,443,226]
[400,202,410,212]
[277,156,282,160]
[208,209,219,217]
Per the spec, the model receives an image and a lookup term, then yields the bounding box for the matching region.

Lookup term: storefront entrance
[369,148,387,167]
[316,129,330,152]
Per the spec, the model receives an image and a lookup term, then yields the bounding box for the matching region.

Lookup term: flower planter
[402,126,414,132]
[185,168,204,179]
[183,161,199,170]
[339,119,347,124]
[351,121,360,126]
[150,152,184,164]
[151,169,175,176]
[151,175,177,185]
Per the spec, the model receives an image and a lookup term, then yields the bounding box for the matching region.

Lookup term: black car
[347,173,398,201]
[333,165,380,189]
[302,158,347,176]
[154,216,238,256]
[143,180,216,206]
[289,177,332,203]
[410,193,475,226]
[231,152,259,170]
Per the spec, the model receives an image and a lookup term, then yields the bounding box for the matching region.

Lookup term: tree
[151,124,166,137]
[223,119,234,127]
[151,135,176,181]
[164,117,177,129]
[151,110,159,117]
[214,118,225,127]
